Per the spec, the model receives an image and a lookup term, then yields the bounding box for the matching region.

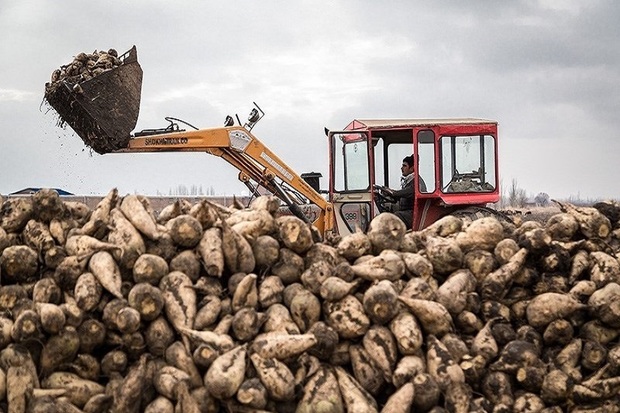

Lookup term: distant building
[9,188,74,196]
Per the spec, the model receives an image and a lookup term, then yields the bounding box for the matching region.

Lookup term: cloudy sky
[1,0,619,201]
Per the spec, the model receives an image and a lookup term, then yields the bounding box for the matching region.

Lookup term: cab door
[328,131,374,235]
[412,127,440,229]
[373,128,435,230]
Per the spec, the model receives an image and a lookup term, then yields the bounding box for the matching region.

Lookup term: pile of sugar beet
[2,189,620,413]
[45,49,123,89]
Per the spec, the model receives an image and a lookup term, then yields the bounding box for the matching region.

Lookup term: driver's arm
[390,184,413,199]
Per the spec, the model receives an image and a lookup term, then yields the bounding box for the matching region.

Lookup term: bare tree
[503,178,529,208]
[534,192,550,207]
[508,179,520,207]
[166,184,211,196]
[169,184,189,196]
[516,188,528,207]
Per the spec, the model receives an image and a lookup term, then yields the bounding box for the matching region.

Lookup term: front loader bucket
[44,46,142,154]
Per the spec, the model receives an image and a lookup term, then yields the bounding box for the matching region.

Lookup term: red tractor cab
[327,118,499,235]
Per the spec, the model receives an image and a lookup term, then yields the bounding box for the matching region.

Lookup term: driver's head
[401,155,414,177]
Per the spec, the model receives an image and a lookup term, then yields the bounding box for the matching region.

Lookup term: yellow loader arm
[116,125,334,235]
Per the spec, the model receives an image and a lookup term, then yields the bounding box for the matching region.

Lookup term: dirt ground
[501,206,562,225]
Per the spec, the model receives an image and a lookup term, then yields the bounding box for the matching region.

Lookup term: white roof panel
[351,118,497,129]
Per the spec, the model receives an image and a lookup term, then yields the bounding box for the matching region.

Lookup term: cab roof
[346,118,497,130]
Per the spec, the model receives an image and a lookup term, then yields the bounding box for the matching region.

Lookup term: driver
[377,155,426,229]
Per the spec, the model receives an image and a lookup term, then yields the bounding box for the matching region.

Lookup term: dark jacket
[391,174,427,210]
[392,174,414,211]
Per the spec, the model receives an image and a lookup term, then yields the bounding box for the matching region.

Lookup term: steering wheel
[373,184,396,213]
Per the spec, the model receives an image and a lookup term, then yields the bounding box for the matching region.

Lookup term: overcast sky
[1,0,619,201]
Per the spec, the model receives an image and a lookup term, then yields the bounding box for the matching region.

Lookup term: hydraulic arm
[116,125,334,235]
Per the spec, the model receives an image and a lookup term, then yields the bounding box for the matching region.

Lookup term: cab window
[441,134,496,193]
[417,130,436,193]
[333,133,369,192]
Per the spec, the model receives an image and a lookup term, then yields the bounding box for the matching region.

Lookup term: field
[503,205,563,225]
